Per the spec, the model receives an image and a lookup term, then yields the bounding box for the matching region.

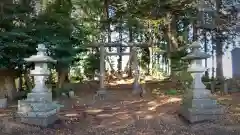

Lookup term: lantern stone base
[17,112,58,127]
[17,94,58,127]
[179,89,224,123]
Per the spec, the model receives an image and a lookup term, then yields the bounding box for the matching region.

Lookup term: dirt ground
[0,80,240,135]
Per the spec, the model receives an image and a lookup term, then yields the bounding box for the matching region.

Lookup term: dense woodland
[0,0,239,100]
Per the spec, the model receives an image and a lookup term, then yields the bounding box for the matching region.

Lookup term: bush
[176,70,193,90]
[165,89,178,95]
[83,53,100,79]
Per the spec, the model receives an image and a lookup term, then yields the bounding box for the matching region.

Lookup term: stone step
[188,105,224,115]
[179,106,224,123]
[27,92,52,102]
[18,101,57,112]
[17,112,58,127]
[182,98,219,109]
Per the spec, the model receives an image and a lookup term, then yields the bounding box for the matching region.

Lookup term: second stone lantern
[17,44,59,127]
[179,41,224,123]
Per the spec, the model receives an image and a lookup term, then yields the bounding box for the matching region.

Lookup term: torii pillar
[98,45,106,94]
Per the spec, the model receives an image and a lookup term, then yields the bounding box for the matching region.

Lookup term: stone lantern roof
[182,41,211,60]
[24,44,56,63]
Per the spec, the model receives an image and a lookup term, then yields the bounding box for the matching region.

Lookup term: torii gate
[87,42,150,98]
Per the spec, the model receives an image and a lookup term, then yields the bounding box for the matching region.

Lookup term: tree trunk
[0,77,6,98]
[165,13,178,77]
[215,0,224,93]
[149,47,153,75]
[192,21,198,41]
[24,71,33,91]
[4,75,17,100]
[215,36,223,79]
[204,30,209,77]
[104,0,111,51]
[57,69,69,89]
[18,75,23,91]
[117,19,123,73]
[166,13,178,51]
[215,0,223,80]
[128,27,133,77]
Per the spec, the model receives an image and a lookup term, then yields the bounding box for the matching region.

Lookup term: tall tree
[0,0,35,99]
[32,0,82,88]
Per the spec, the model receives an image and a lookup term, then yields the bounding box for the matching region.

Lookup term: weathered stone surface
[182,98,217,108]
[17,112,58,127]
[179,41,223,123]
[17,44,59,127]
[17,100,58,127]
[18,100,57,112]
[27,92,52,102]
[179,105,224,123]
[17,99,58,126]
[180,96,224,123]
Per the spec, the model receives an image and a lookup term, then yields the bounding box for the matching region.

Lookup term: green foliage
[165,89,178,95]
[176,69,193,90]
[70,75,84,83]
[202,72,210,82]
[52,87,73,98]
[170,50,188,71]
[0,1,36,69]
[52,88,61,99]
[140,48,150,70]
[31,0,87,71]
[83,53,100,79]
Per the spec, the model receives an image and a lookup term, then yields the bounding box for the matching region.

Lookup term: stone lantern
[17,44,59,127]
[179,41,224,123]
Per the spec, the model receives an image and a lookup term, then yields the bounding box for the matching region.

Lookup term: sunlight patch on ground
[114,111,128,115]
[143,115,154,120]
[65,113,79,117]
[135,111,146,114]
[108,79,134,86]
[112,106,120,110]
[121,101,132,104]
[121,100,145,105]
[147,101,158,106]
[97,114,114,118]
[0,113,8,117]
[217,97,232,101]
[148,106,158,111]
[158,113,165,116]
[116,114,131,120]
[167,97,182,103]
[116,80,128,84]
[85,108,103,114]
[147,97,181,111]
